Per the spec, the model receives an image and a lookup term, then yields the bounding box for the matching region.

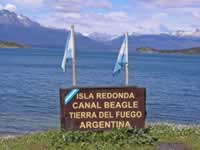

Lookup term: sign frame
[60,86,146,131]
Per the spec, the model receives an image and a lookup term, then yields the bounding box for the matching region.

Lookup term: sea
[0,48,200,135]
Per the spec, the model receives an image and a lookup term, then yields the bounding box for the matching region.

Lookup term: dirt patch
[156,142,191,150]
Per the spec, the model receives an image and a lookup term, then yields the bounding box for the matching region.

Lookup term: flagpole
[71,25,77,87]
[125,32,128,86]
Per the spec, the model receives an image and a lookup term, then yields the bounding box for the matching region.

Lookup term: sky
[0,0,200,35]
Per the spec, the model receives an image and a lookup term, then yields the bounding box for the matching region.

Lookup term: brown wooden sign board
[60,86,146,131]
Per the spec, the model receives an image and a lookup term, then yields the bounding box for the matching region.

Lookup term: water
[0,48,200,135]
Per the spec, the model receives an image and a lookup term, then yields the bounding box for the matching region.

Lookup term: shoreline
[0,47,24,48]
[1,122,200,139]
[1,123,200,150]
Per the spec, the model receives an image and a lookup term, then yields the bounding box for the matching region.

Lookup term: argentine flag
[113,33,128,74]
[61,27,74,72]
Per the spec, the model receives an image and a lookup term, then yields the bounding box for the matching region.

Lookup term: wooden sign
[60,86,146,131]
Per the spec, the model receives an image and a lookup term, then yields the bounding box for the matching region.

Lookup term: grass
[0,124,200,150]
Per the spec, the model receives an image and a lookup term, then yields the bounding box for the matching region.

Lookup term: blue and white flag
[113,34,128,74]
[61,27,74,72]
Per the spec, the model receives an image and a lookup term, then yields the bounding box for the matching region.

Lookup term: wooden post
[125,32,129,86]
[71,25,76,87]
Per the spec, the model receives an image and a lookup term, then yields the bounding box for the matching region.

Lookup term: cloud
[11,0,43,6]
[38,0,137,34]
[4,3,17,12]
[38,10,147,35]
[127,0,200,32]
[193,11,200,18]
[38,1,175,35]
[105,12,129,21]
[36,0,200,34]
[0,3,17,12]
[159,24,171,32]
[86,0,112,9]
[140,0,200,8]
[2,0,197,34]
[48,0,112,13]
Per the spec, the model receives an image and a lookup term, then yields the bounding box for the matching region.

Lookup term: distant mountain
[0,10,40,27]
[136,47,200,55]
[107,33,200,51]
[1,10,200,51]
[0,9,106,50]
[89,32,117,41]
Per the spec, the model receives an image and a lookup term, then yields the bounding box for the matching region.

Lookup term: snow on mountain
[89,32,118,41]
[171,29,200,37]
[192,29,200,37]
[0,9,105,49]
[0,9,40,27]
